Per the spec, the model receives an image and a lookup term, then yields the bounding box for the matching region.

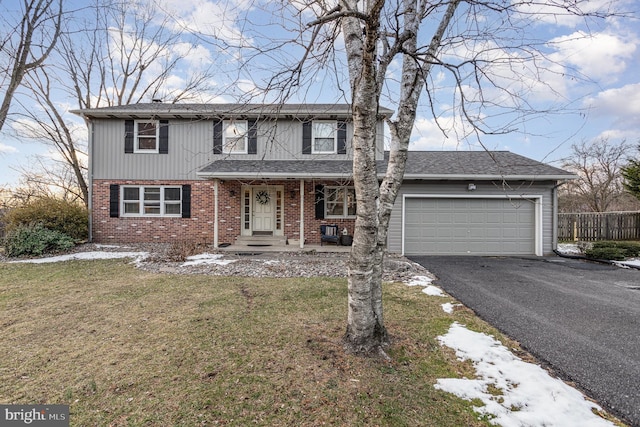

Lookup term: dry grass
[0,259,503,426]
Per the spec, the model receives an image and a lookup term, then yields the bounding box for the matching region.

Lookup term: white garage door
[403,198,536,255]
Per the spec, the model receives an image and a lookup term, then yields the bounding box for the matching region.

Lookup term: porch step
[234,235,288,247]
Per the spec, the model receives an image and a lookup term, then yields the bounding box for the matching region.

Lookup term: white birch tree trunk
[341,0,461,355]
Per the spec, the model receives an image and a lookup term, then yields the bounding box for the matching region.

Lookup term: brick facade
[92,179,356,245]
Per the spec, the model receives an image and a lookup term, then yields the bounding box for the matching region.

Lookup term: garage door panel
[404,198,536,255]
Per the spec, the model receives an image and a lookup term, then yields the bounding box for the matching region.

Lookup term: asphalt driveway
[408,255,640,426]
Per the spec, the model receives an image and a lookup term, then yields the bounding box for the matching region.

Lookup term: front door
[252,187,274,234]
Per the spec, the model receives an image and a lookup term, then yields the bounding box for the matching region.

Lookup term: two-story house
[73,103,575,256]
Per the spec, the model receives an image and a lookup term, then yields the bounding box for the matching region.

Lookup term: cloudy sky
[1,0,639,187]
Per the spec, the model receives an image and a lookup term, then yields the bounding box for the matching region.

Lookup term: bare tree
[0,0,63,131]
[12,0,220,205]
[263,0,622,355]
[560,138,632,212]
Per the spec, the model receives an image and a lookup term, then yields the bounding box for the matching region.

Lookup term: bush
[585,241,640,260]
[166,240,208,262]
[4,198,88,241]
[4,223,75,257]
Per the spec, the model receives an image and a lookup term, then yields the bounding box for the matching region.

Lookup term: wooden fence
[558,211,640,241]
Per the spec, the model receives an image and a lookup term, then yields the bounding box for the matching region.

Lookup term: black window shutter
[124,120,134,153]
[159,120,169,154]
[182,185,191,218]
[315,185,325,219]
[302,121,312,154]
[213,120,223,154]
[248,119,257,154]
[109,184,119,218]
[337,121,347,154]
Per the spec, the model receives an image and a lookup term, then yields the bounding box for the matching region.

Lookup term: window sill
[120,215,182,218]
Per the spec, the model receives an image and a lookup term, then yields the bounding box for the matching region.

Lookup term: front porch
[210,179,356,250]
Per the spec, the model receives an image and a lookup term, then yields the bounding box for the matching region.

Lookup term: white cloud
[411,116,459,150]
[156,0,253,47]
[172,42,214,67]
[0,143,18,154]
[410,115,483,151]
[442,39,572,105]
[584,82,640,122]
[549,31,637,82]
[513,0,622,28]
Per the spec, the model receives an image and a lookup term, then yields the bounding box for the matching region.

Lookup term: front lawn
[0,259,495,426]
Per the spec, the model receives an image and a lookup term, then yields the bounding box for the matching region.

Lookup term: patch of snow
[94,244,125,249]
[435,322,615,427]
[181,253,237,267]
[614,259,640,268]
[441,302,462,314]
[405,275,433,287]
[422,285,446,297]
[556,243,582,255]
[9,251,149,264]
[263,260,281,265]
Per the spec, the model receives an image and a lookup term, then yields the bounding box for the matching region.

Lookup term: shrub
[4,198,88,241]
[585,247,627,261]
[585,241,640,260]
[166,240,208,262]
[4,223,75,257]
[592,241,640,257]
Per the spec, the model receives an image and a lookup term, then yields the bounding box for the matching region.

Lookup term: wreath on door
[255,190,270,205]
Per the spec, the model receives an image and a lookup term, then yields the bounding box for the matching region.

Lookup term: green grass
[0,259,527,426]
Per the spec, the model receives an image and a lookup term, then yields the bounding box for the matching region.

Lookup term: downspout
[551,180,568,252]
[88,121,94,242]
[213,179,219,248]
[299,179,304,248]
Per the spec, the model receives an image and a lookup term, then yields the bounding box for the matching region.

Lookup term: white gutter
[196,171,578,181]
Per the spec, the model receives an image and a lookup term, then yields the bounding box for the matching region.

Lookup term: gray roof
[71,103,393,120]
[197,151,575,180]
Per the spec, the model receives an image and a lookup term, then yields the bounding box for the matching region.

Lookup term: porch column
[213,179,219,248]
[299,179,304,248]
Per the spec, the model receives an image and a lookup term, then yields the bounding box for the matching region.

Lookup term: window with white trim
[134,120,159,152]
[223,120,248,154]
[312,121,337,154]
[121,186,182,216]
[325,186,356,218]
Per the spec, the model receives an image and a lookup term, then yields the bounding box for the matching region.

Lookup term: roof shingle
[197,151,574,180]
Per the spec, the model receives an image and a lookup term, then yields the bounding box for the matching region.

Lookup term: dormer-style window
[134,120,159,153]
[312,121,337,154]
[223,120,248,154]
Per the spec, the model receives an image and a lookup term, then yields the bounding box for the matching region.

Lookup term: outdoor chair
[320,224,340,246]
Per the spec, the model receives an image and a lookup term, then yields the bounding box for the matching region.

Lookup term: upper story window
[223,120,248,154]
[121,186,182,217]
[312,121,337,154]
[325,186,356,218]
[134,120,159,153]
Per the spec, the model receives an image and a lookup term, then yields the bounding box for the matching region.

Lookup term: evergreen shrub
[585,241,640,260]
[4,223,75,257]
